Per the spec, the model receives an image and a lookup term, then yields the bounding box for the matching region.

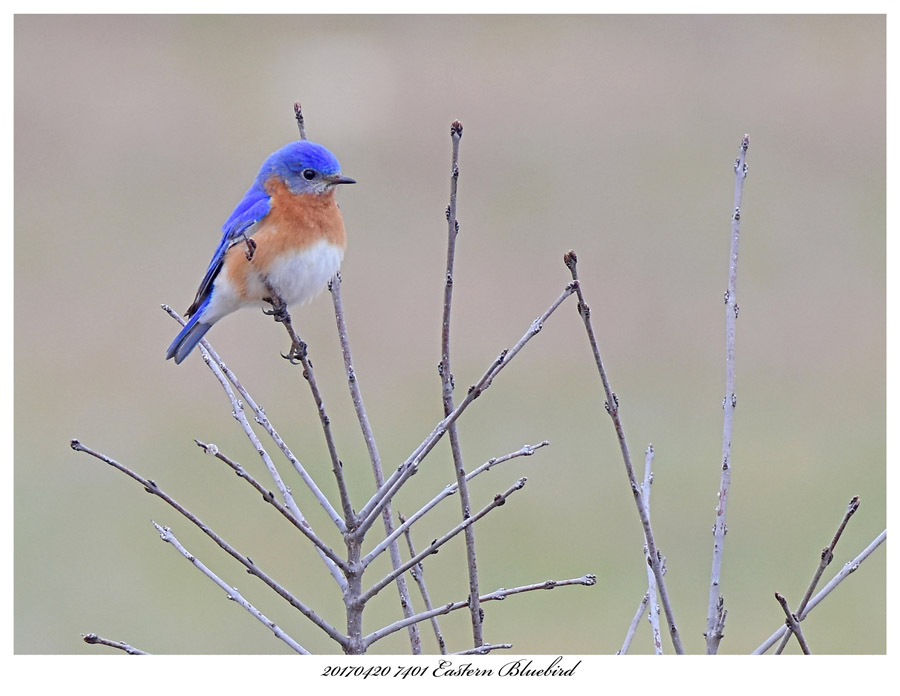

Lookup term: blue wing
[165,185,272,363]
[184,185,272,318]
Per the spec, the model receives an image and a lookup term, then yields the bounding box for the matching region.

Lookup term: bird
[166,140,355,364]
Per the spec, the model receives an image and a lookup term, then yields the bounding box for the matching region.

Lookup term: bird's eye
[301,169,317,181]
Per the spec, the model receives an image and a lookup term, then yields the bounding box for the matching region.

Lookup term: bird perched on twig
[166,140,355,364]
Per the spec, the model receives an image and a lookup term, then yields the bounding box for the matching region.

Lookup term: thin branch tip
[194,440,218,456]
[82,632,149,655]
[294,101,307,140]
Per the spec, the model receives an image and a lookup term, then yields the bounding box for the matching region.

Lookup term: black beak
[328,174,356,185]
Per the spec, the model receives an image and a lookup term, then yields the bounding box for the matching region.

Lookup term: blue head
[256,140,355,195]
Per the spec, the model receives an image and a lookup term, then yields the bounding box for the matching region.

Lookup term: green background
[15,15,885,654]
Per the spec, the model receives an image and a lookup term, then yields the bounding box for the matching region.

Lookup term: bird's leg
[281,336,308,365]
[262,288,288,322]
[261,282,306,364]
[241,232,257,261]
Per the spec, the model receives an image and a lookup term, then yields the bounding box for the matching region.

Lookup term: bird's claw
[281,340,308,364]
[263,296,289,323]
[281,350,303,365]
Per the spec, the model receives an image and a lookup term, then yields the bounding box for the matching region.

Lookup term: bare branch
[564,251,683,655]
[82,633,149,655]
[617,592,650,655]
[70,439,348,648]
[774,592,811,655]
[435,119,483,647]
[153,522,309,654]
[362,441,548,567]
[617,446,664,656]
[161,305,347,536]
[195,327,347,588]
[773,495,861,654]
[453,643,514,655]
[328,273,387,483]
[294,101,307,140]
[261,283,356,527]
[193,440,347,571]
[355,283,576,534]
[802,495,861,610]
[329,272,422,653]
[361,478,528,605]
[706,134,750,654]
[640,445,663,655]
[753,529,886,654]
[399,511,447,654]
[163,304,347,589]
[365,574,597,648]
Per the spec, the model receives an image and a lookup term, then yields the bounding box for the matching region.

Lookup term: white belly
[263,239,344,307]
[202,239,343,324]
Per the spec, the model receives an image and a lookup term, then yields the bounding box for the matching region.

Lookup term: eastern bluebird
[166,140,355,364]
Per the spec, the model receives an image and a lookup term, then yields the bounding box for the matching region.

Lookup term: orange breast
[222,178,347,300]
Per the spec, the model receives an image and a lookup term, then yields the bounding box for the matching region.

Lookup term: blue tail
[166,311,213,364]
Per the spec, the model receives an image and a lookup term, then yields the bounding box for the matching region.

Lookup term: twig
[193,440,347,571]
[201,345,321,522]
[453,643,514,655]
[616,447,663,656]
[801,495,862,609]
[330,276,386,487]
[773,496,861,654]
[153,522,309,654]
[361,478,528,604]
[641,445,663,655]
[195,329,347,589]
[329,272,422,654]
[399,512,447,654]
[617,592,650,655]
[261,284,356,528]
[161,305,347,536]
[70,439,348,648]
[563,251,683,655]
[163,304,347,588]
[436,119,483,647]
[82,633,149,655]
[706,134,750,654]
[362,442,549,566]
[294,101,307,140]
[477,441,549,472]
[364,574,597,648]
[774,592,811,655]
[753,529,886,654]
[355,283,576,534]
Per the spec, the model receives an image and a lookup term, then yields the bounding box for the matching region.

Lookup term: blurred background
[15,15,885,654]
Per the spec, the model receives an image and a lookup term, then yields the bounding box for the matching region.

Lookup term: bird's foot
[263,294,289,323]
[281,339,308,365]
